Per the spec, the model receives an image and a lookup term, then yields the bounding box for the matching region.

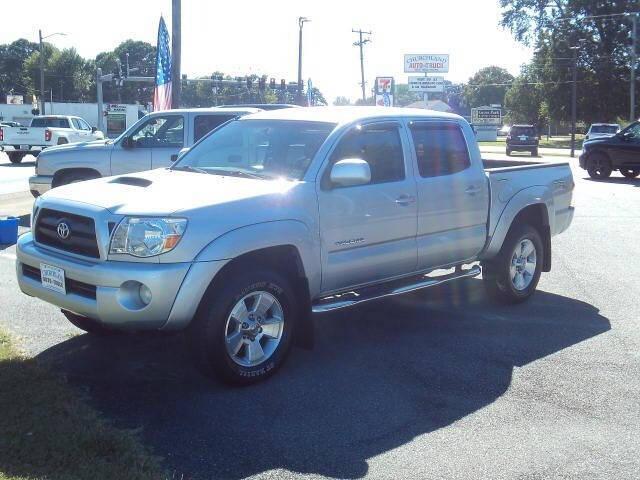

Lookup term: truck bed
[481,158,574,250]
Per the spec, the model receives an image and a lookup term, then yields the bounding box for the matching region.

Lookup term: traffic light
[259,76,266,90]
[270,78,276,89]
[280,79,286,90]
[246,77,253,89]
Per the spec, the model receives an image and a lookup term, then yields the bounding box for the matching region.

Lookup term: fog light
[139,284,152,305]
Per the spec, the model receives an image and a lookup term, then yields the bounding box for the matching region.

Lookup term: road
[0,151,36,196]
[0,151,638,480]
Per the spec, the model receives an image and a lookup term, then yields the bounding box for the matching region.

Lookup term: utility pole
[38,30,66,115]
[172,0,182,108]
[631,12,638,121]
[59,80,63,102]
[352,29,372,103]
[297,17,310,106]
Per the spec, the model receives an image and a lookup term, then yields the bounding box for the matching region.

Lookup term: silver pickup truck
[16,107,574,384]
[28,107,259,196]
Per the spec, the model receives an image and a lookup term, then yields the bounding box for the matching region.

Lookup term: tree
[463,66,514,108]
[499,0,637,122]
[0,39,39,100]
[504,67,544,125]
[333,96,351,106]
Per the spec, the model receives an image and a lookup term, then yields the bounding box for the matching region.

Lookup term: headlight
[109,217,187,257]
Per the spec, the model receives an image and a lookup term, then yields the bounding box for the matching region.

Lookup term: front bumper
[16,233,227,331]
[29,175,53,197]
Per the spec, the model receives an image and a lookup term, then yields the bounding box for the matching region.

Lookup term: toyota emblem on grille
[56,221,70,240]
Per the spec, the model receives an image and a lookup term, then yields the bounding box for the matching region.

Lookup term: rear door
[409,120,489,269]
[317,121,418,293]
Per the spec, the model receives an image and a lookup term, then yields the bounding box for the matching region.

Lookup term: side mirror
[622,131,634,141]
[91,126,97,133]
[330,158,371,188]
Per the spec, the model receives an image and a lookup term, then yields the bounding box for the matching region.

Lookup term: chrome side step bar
[312,265,481,313]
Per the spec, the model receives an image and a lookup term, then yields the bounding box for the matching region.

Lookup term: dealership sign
[471,107,502,126]
[408,76,445,93]
[404,54,449,73]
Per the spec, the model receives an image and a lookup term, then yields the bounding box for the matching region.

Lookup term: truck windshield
[173,119,336,180]
[30,117,70,128]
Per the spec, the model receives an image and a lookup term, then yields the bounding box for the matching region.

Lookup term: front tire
[188,269,297,385]
[620,168,640,179]
[587,153,612,179]
[482,224,543,304]
[531,148,539,157]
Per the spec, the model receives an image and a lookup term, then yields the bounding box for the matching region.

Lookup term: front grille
[34,208,100,258]
[22,264,97,299]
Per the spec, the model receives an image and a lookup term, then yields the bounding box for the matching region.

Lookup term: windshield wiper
[172,165,210,175]
[206,168,273,180]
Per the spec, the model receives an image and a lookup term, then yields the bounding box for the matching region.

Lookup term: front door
[111,114,184,175]
[317,122,418,294]
[611,122,640,166]
[408,121,489,269]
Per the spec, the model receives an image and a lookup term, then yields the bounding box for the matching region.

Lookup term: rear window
[31,117,70,128]
[510,126,536,136]
[590,125,618,134]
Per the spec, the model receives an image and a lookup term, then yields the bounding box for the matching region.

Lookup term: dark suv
[579,121,640,179]
[506,125,539,156]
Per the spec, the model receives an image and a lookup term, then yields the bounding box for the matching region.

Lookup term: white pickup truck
[28,107,260,196]
[17,107,574,384]
[0,115,104,164]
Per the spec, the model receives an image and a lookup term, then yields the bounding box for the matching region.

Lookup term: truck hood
[43,168,302,216]
[43,139,112,153]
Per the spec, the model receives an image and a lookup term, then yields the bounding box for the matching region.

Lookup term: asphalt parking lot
[0,152,639,479]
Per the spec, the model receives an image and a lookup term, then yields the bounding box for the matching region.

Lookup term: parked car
[506,125,539,156]
[585,123,620,141]
[498,125,510,136]
[28,107,260,197]
[0,115,104,164]
[579,120,640,179]
[16,107,574,384]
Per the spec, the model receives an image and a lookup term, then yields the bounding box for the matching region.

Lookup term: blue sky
[2,0,532,103]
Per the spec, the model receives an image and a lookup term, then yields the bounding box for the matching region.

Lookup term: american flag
[153,16,172,111]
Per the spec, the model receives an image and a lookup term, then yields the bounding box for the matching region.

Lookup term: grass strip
[0,330,165,480]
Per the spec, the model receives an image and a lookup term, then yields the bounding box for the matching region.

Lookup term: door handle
[395,194,416,206]
[465,185,482,196]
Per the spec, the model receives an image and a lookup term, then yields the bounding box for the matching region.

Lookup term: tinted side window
[79,119,92,131]
[410,123,470,178]
[130,115,184,148]
[71,119,82,130]
[329,125,404,185]
[194,115,236,142]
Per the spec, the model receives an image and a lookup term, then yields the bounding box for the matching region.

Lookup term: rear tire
[8,152,25,164]
[62,310,119,336]
[620,168,640,179]
[587,153,612,179]
[482,224,543,304]
[187,268,297,385]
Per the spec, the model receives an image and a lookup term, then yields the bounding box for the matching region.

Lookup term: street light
[297,17,310,106]
[38,30,66,115]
